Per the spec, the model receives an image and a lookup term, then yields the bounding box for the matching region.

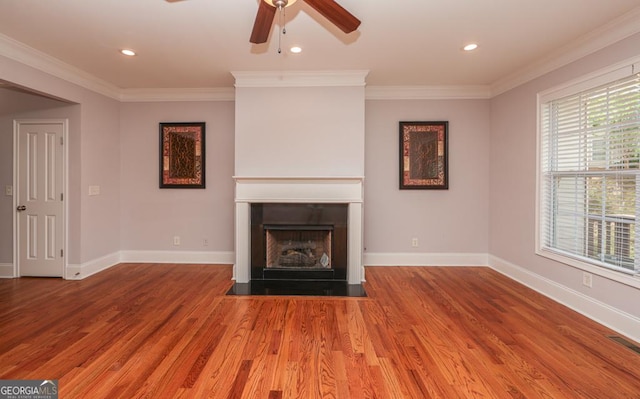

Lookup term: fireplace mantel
[234,176,364,203]
[233,176,364,284]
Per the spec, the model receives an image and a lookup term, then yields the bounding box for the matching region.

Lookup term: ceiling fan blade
[250,1,277,44]
[303,0,361,33]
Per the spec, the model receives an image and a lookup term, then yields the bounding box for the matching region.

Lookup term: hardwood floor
[1,264,638,398]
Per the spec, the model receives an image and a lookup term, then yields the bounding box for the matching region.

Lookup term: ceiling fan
[250,0,361,44]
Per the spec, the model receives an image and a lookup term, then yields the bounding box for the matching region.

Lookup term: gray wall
[119,101,235,253]
[364,99,490,255]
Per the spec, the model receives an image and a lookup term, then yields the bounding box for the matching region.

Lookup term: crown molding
[120,85,492,101]
[365,85,491,100]
[490,6,640,97]
[0,33,121,100]
[119,87,235,102]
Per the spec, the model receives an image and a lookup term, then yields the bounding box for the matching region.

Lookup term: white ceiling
[1,0,639,95]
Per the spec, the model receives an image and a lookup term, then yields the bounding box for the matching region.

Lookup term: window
[538,62,640,275]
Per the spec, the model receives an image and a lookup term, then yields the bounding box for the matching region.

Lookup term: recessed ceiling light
[120,49,136,56]
[463,43,478,51]
[290,46,302,54]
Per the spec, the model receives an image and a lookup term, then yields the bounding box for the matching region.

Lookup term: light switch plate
[5,185,12,196]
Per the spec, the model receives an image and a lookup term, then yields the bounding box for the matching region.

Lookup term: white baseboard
[364,252,489,266]
[66,251,121,280]
[66,250,235,280]
[0,263,15,278]
[488,255,640,344]
[120,250,235,265]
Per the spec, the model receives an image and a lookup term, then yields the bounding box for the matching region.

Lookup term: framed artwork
[159,122,206,188]
[399,121,448,189]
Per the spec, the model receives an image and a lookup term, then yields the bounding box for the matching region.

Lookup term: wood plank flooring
[1,264,638,398]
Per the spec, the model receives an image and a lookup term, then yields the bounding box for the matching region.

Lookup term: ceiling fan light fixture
[120,49,136,56]
[290,46,302,53]
[264,0,297,8]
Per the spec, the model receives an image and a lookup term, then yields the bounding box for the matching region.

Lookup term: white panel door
[17,121,64,277]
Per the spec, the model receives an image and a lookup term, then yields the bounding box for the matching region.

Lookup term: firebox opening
[265,225,333,269]
[250,203,348,281]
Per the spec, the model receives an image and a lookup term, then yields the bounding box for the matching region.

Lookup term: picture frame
[159,122,206,188]
[399,121,448,189]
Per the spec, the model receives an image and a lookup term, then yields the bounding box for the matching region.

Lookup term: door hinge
[60,136,64,145]
[60,249,64,257]
[61,193,63,201]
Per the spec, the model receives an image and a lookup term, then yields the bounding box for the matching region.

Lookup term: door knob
[16,205,26,211]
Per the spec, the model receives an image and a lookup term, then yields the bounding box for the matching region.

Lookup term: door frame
[13,119,69,279]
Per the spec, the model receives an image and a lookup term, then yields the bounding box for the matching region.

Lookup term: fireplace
[231,72,366,286]
[233,177,364,285]
[251,203,348,281]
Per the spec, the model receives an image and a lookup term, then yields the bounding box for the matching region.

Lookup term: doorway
[14,119,67,277]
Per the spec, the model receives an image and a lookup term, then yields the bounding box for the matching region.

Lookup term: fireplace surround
[233,177,364,285]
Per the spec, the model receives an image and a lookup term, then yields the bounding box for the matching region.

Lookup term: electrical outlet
[411,238,419,247]
[173,236,181,246]
[582,272,593,288]
[203,238,209,247]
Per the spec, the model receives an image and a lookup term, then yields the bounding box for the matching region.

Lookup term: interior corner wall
[489,32,640,319]
[79,92,121,264]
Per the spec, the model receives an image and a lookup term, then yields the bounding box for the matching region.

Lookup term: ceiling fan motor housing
[266,0,295,9]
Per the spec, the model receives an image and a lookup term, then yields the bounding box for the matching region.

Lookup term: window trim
[535,55,640,289]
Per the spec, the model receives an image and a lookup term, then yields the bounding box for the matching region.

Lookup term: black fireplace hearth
[226,280,367,297]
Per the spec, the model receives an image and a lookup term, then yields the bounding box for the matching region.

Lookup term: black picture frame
[159,122,206,189]
[399,121,448,189]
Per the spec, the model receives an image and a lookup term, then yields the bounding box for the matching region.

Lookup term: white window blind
[539,68,640,274]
